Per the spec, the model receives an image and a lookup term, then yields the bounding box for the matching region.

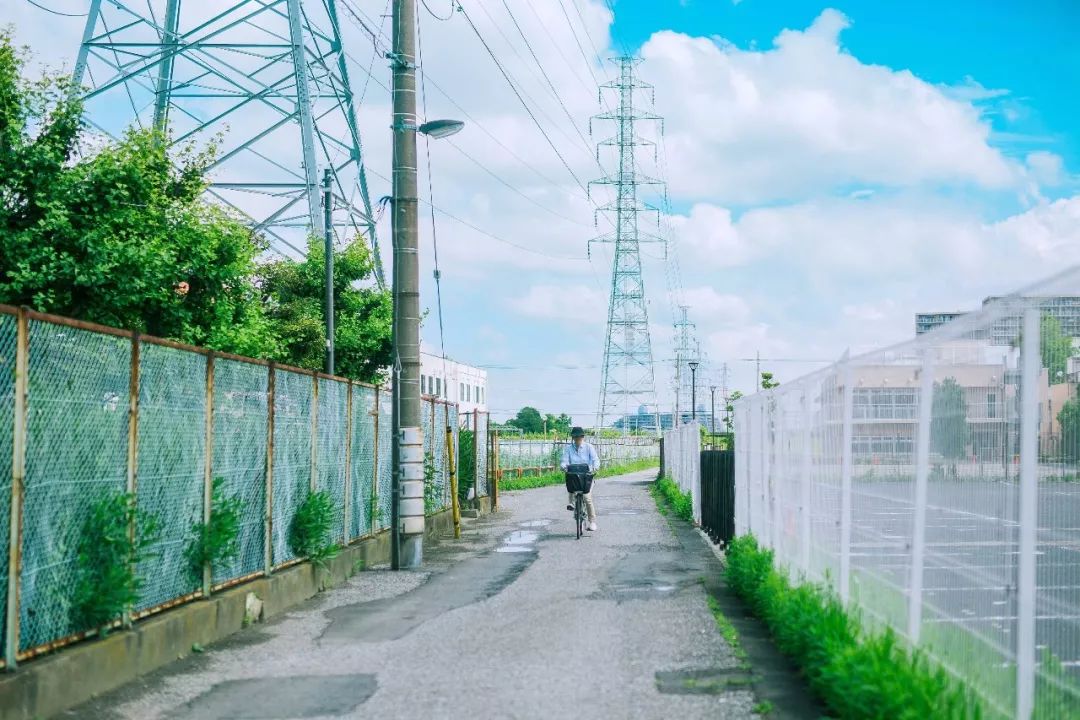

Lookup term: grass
[497,457,659,491]
[706,592,749,663]
[725,534,985,720]
[650,474,692,521]
[752,700,774,715]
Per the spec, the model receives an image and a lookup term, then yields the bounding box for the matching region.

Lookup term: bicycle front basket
[565,472,593,494]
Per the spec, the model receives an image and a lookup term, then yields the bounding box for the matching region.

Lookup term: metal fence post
[492,429,500,511]
[343,382,352,545]
[5,308,28,668]
[264,363,275,575]
[123,332,141,628]
[202,352,215,597]
[908,350,934,642]
[800,391,812,574]
[447,422,460,539]
[1017,308,1040,720]
[371,389,381,530]
[840,361,854,604]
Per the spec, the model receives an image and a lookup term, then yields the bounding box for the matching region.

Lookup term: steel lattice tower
[72,0,381,272]
[673,305,698,424]
[590,57,665,431]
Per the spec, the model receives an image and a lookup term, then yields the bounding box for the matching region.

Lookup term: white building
[419,341,488,413]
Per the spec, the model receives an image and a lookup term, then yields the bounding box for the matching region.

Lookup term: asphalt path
[70,470,761,720]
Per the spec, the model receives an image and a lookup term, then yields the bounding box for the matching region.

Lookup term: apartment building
[418,342,488,413]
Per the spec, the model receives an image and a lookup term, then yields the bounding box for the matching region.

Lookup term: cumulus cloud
[640,10,1018,204]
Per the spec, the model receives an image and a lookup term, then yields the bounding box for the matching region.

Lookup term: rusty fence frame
[0,305,488,669]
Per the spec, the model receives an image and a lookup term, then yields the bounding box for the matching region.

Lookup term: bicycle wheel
[575,494,584,539]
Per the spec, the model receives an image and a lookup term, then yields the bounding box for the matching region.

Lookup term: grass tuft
[650,474,692,521]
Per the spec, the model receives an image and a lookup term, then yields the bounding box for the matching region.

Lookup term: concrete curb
[0,499,490,720]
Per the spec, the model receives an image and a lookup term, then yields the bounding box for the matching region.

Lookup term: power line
[420,0,455,21]
[26,0,86,16]
[444,139,592,228]
[521,1,598,98]
[365,165,587,261]
[455,1,590,194]
[498,0,600,166]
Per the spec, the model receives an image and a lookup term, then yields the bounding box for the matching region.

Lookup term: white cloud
[639,10,1019,204]
[990,196,1080,263]
[1026,151,1066,187]
[678,287,751,324]
[508,284,607,323]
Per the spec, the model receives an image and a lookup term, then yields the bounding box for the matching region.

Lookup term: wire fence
[494,435,660,475]
[734,269,1080,719]
[0,306,490,667]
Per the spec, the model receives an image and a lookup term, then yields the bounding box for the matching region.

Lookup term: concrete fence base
[0,501,489,720]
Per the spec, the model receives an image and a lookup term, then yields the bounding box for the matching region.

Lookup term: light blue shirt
[561,441,600,472]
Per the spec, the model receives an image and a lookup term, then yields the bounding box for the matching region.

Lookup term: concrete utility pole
[323,168,334,375]
[391,0,424,569]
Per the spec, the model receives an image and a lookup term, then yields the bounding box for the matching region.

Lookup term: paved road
[71,470,757,720]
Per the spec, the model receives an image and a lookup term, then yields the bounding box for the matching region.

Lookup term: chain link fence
[0,306,488,667]
[734,269,1080,719]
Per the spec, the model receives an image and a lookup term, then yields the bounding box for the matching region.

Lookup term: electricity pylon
[72,0,381,274]
[591,57,665,431]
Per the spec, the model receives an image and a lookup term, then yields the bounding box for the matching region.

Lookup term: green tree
[760,371,780,389]
[0,35,279,357]
[1058,398,1080,462]
[543,413,572,434]
[724,391,744,432]
[507,406,544,434]
[258,236,391,384]
[931,377,968,460]
[1041,315,1073,382]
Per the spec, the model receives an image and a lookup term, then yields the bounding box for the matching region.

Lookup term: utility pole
[710,385,717,434]
[721,362,730,429]
[689,361,699,421]
[323,168,334,375]
[391,0,424,569]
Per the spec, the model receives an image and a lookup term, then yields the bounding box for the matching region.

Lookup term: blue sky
[4,1,1079,424]
[611,0,1080,183]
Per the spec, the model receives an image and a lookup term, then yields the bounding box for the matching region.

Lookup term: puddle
[495,530,540,554]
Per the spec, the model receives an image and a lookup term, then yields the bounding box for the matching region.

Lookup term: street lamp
[710,385,717,434]
[419,119,465,138]
[688,361,699,422]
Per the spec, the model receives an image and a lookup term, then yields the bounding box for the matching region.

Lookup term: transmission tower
[673,306,698,425]
[590,57,665,431]
[72,0,382,274]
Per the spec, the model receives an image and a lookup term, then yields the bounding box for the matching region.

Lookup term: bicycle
[565,464,594,540]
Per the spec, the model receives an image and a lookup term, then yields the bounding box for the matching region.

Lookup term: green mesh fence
[316,378,347,542]
[0,312,15,655]
[210,359,267,584]
[376,389,393,531]
[135,343,206,609]
[350,386,376,540]
[20,322,131,650]
[272,369,312,565]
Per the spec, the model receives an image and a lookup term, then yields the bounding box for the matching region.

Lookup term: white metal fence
[734,269,1080,719]
[663,422,701,522]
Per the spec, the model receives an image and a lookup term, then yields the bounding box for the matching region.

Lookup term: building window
[466,385,471,402]
[435,377,441,397]
[421,375,427,395]
[987,392,996,419]
[460,382,465,400]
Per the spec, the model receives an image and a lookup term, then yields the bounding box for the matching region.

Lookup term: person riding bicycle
[561,426,600,531]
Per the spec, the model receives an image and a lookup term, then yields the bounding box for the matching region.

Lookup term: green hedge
[725,535,983,720]
[651,474,692,521]
[497,457,659,492]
